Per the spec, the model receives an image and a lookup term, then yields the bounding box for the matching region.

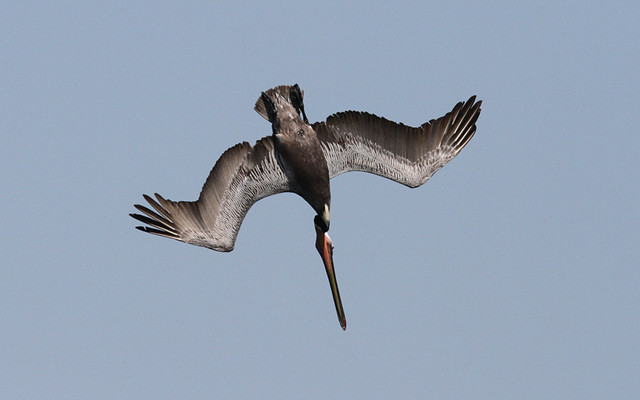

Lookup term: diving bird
[130,84,481,330]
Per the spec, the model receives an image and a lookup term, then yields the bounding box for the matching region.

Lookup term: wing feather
[130,136,291,251]
[313,96,481,187]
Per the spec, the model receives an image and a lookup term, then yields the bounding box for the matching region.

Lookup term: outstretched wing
[313,96,481,187]
[130,136,290,252]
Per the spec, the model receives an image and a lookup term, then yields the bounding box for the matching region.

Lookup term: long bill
[315,226,347,330]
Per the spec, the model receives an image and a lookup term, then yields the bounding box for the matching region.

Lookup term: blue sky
[2,1,638,399]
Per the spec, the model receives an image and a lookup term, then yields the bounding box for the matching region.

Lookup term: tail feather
[254,84,304,121]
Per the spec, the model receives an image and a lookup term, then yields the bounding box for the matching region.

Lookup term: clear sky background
[2,2,638,399]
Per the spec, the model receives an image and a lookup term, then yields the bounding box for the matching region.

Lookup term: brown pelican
[130,84,481,330]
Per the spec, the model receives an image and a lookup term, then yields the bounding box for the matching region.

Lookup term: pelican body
[131,84,481,330]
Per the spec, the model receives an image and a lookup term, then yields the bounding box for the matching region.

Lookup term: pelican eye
[314,215,329,232]
[297,128,305,136]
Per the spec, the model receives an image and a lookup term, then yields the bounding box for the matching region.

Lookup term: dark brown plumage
[130,84,482,329]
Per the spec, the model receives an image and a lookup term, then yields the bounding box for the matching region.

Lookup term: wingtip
[468,95,482,108]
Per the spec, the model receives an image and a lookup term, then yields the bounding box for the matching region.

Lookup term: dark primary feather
[130,136,291,251]
[313,96,481,187]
